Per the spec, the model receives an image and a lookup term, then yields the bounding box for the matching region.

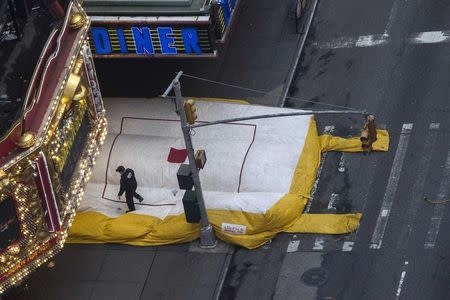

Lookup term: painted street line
[314,34,389,49]
[338,152,346,173]
[370,123,413,249]
[287,240,300,253]
[327,153,346,209]
[424,148,450,249]
[312,237,325,250]
[395,261,409,299]
[384,0,404,36]
[328,193,339,210]
[409,31,450,44]
[315,31,450,49]
[342,241,354,252]
[306,125,335,213]
[397,123,439,249]
[286,236,355,252]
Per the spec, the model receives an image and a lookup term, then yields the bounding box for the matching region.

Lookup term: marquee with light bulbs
[0,1,107,294]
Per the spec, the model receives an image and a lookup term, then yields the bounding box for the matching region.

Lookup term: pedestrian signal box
[177,164,194,190]
[182,190,201,223]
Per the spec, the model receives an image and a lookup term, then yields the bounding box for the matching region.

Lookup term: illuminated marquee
[89,25,213,56]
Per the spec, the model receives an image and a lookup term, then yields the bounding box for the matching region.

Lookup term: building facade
[83,0,240,58]
[0,0,106,293]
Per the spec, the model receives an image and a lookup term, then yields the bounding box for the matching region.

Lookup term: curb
[278,0,320,108]
[213,246,235,300]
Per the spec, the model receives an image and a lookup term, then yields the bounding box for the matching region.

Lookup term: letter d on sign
[91,27,112,54]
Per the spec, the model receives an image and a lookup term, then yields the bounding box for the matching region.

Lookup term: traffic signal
[177,164,194,190]
[182,190,201,223]
[361,114,377,152]
[184,99,197,124]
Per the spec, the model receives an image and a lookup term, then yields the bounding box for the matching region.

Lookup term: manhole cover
[301,267,329,286]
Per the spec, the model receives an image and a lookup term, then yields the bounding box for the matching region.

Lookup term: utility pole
[171,72,217,248]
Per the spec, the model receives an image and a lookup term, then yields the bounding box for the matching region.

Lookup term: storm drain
[301,267,329,286]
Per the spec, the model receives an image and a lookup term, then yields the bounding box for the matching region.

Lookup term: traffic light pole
[188,110,368,129]
[164,71,373,249]
[172,76,217,248]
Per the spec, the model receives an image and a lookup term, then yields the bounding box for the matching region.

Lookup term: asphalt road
[270,0,450,299]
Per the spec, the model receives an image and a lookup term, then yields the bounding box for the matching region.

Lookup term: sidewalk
[5,242,233,300]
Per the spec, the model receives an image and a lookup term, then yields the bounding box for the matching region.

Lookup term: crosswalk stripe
[370,123,413,249]
[397,123,439,249]
[312,237,325,250]
[342,241,354,252]
[424,148,450,249]
[287,240,300,253]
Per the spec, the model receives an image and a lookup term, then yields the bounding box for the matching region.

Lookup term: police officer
[116,165,144,213]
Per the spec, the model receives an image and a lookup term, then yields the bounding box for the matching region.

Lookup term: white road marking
[312,237,324,250]
[328,193,339,210]
[395,261,409,299]
[397,123,439,249]
[410,31,450,44]
[315,34,389,49]
[338,152,346,173]
[342,241,354,252]
[424,148,450,249]
[315,31,450,49]
[287,240,300,253]
[395,271,407,297]
[384,0,404,36]
[370,123,413,249]
[306,125,335,213]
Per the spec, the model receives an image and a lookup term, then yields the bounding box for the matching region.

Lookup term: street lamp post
[172,75,217,248]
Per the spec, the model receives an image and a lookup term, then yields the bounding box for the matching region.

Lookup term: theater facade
[0,0,106,293]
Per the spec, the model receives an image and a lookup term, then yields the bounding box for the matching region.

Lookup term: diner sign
[89,25,214,56]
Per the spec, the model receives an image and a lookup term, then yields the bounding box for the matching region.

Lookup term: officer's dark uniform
[117,167,143,212]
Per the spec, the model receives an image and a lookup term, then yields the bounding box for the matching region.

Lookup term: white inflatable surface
[79,98,311,219]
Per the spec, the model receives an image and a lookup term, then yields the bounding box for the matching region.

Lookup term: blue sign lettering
[132,27,154,54]
[90,25,207,55]
[116,28,128,53]
[157,27,177,55]
[220,0,231,25]
[92,27,112,54]
[182,28,201,54]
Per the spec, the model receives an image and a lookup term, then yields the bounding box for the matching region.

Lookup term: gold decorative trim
[64,73,81,99]
[73,57,84,75]
[69,12,85,30]
[16,131,37,149]
[73,85,87,101]
[0,169,9,189]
